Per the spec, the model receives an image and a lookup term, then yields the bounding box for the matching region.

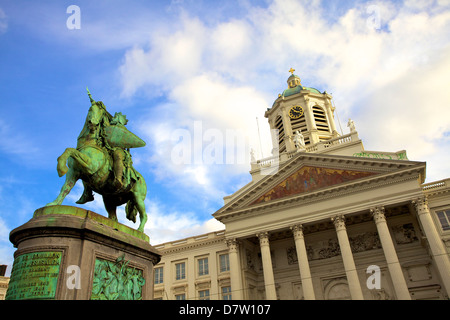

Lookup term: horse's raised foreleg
[57,148,91,177]
[46,164,79,206]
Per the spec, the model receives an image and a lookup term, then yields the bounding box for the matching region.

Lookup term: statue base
[5,205,161,300]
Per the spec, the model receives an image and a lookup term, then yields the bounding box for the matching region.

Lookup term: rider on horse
[46,88,148,232]
[76,89,140,204]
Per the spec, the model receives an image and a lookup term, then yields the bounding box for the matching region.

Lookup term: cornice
[156,236,226,254]
[422,180,450,198]
[424,188,450,198]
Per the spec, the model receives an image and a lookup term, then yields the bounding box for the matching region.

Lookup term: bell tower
[264,69,339,154]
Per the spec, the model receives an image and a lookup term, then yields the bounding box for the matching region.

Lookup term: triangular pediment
[251,166,377,205]
[213,153,426,220]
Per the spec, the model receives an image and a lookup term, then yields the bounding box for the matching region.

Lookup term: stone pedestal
[5,205,161,300]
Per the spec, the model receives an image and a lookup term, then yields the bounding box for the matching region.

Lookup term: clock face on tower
[289,105,304,119]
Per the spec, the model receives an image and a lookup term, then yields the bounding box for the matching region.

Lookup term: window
[275,115,286,153]
[198,289,210,300]
[312,105,330,132]
[175,293,186,300]
[154,267,163,284]
[436,210,450,230]
[175,262,186,280]
[219,254,230,272]
[290,114,309,145]
[222,286,232,300]
[198,258,209,276]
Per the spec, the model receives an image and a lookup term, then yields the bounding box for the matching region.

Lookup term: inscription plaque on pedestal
[5,251,62,300]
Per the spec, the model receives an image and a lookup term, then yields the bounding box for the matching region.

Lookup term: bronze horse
[46,97,148,232]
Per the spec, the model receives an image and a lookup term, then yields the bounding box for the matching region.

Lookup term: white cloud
[184,165,209,185]
[404,0,435,10]
[143,199,224,245]
[358,50,450,173]
[133,75,272,199]
[119,14,208,97]
[211,20,251,62]
[121,1,450,161]
[116,0,450,238]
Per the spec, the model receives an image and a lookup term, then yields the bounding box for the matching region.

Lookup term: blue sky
[1,0,450,276]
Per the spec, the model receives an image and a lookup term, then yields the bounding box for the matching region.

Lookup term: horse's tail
[125,200,138,223]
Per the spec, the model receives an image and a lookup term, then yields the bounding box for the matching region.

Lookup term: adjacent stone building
[153,71,450,300]
[0,265,9,300]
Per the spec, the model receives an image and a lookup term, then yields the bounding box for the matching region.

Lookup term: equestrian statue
[46,88,148,232]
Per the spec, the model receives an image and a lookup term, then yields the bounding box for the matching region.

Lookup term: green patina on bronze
[5,251,62,300]
[91,255,145,300]
[46,88,149,233]
[33,205,149,242]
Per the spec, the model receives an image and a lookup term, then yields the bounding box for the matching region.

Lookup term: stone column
[332,215,364,300]
[412,197,450,297]
[226,239,243,300]
[290,225,315,300]
[324,99,338,137]
[370,207,411,300]
[304,97,319,144]
[281,111,294,152]
[257,232,277,300]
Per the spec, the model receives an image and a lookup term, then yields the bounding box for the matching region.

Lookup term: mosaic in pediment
[252,166,377,205]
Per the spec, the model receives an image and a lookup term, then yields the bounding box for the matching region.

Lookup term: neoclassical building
[0,265,9,300]
[153,71,450,300]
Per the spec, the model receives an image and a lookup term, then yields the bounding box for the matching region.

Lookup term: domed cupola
[279,69,323,100]
[287,68,302,88]
[264,68,340,154]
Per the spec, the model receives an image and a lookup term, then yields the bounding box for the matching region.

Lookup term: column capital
[412,196,429,215]
[331,214,346,231]
[225,238,240,251]
[257,231,270,246]
[370,206,386,224]
[290,224,304,240]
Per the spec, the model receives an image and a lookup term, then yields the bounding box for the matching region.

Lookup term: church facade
[153,71,450,300]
